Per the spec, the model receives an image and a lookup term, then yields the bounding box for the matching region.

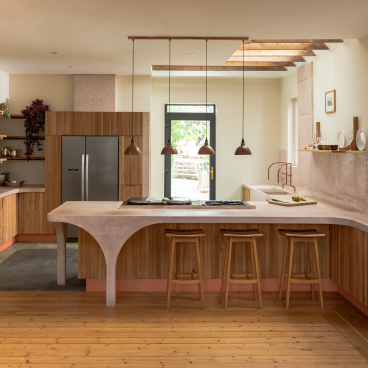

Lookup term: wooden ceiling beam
[233,49,315,56]
[127,36,250,41]
[239,43,329,50]
[152,65,288,71]
[224,61,296,67]
[250,39,343,43]
[228,56,306,62]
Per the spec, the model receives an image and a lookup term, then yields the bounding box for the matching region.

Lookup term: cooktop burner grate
[204,200,247,206]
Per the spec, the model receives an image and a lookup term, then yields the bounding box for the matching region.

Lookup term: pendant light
[235,39,252,155]
[198,39,215,155]
[124,39,142,155]
[161,39,178,155]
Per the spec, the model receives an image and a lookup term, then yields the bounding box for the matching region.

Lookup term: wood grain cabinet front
[1,194,18,243]
[18,193,55,235]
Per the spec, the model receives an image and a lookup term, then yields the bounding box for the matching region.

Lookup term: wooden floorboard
[0,291,366,367]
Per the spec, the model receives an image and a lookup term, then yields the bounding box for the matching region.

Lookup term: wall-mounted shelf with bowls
[5,157,45,160]
[299,149,368,154]
[2,136,45,140]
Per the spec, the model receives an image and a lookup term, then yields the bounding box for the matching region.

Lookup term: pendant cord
[242,39,244,141]
[206,39,208,141]
[168,39,171,143]
[131,39,134,140]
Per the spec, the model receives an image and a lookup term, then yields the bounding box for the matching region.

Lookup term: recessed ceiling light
[51,52,57,54]
[67,66,74,68]
[189,53,195,56]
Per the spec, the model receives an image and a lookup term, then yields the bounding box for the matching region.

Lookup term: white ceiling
[0,0,367,76]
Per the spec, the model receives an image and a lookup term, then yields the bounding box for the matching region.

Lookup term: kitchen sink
[261,190,290,196]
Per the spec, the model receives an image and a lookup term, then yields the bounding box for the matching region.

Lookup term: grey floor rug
[0,249,85,291]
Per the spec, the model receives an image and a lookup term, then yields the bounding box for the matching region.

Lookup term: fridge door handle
[86,154,89,201]
[81,154,85,201]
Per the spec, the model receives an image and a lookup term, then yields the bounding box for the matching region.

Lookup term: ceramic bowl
[317,145,324,150]
[330,145,338,150]
[323,145,330,150]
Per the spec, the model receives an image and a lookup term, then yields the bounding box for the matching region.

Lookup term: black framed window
[164,104,216,200]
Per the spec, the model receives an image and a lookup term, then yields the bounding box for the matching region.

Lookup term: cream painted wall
[116,75,151,112]
[151,77,281,200]
[0,70,9,103]
[279,71,297,150]
[9,74,74,114]
[313,35,368,144]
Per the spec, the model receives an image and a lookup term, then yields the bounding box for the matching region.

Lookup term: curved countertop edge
[0,185,45,199]
[47,201,368,234]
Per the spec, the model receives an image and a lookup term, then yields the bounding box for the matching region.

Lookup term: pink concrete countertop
[0,184,45,199]
[47,196,368,233]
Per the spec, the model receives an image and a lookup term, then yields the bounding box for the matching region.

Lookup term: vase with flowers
[21,99,50,160]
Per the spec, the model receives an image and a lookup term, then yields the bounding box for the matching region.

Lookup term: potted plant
[21,99,50,160]
[0,100,11,118]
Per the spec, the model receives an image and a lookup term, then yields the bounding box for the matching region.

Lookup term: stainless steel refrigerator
[61,136,119,240]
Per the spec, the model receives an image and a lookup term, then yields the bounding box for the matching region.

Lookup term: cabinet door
[18,193,54,235]
[2,194,18,243]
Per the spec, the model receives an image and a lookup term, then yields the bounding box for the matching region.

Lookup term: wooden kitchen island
[48,198,368,308]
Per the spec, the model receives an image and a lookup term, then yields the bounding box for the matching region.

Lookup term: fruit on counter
[300,196,307,201]
[292,193,300,202]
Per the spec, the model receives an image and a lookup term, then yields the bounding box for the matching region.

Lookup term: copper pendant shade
[161,39,178,155]
[198,39,215,155]
[198,137,215,155]
[125,137,142,155]
[235,138,252,155]
[235,39,251,156]
[161,140,178,155]
[124,39,142,156]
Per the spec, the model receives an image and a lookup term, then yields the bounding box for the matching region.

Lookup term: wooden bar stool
[165,229,205,310]
[278,229,325,310]
[220,229,263,309]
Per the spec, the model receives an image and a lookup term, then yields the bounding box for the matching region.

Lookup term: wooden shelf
[5,157,45,160]
[299,149,368,154]
[0,114,24,119]
[3,136,45,140]
[0,158,7,162]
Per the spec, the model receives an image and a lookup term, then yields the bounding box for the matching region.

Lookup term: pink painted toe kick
[15,235,57,242]
[86,278,337,293]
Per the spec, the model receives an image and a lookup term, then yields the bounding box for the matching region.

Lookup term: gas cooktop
[122,197,255,209]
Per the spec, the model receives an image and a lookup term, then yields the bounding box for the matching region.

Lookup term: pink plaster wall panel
[296,151,313,187]
[297,78,313,117]
[298,114,313,150]
[310,153,338,193]
[74,74,116,112]
[297,62,313,83]
[334,153,368,203]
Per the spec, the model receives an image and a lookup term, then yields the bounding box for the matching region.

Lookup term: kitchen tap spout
[268,162,287,182]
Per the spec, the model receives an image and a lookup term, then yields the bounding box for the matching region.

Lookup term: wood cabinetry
[45,112,150,215]
[18,193,54,234]
[1,194,18,243]
[330,225,368,306]
[242,187,250,201]
[78,223,330,280]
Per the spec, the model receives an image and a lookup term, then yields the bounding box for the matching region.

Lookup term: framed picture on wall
[325,90,336,114]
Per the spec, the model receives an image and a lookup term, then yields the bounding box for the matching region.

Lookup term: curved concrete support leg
[55,222,68,286]
[105,255,118,306]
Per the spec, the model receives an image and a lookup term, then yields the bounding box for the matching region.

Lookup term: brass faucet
[268,162,293,188]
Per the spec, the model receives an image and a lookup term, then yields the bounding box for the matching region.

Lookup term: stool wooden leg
[224,238,233,309]
[286,238,294,310]
[279,237,288,301]
[195,238,205,310]
[252,238,262,310]
[166,239,175,310]
[220,238,229,301]
[308,243,315,301]
[313,238,324,310]
[250,242,257,301]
